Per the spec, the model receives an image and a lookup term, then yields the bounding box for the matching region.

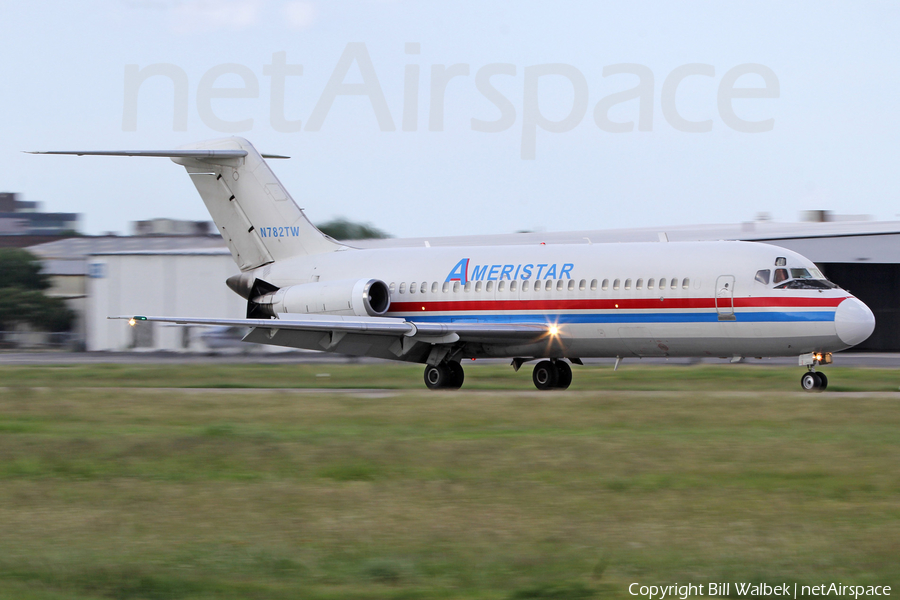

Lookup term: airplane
[30,137,875,391]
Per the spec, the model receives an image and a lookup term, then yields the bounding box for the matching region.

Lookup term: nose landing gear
[800,370,828,391]
[799,352,831,392]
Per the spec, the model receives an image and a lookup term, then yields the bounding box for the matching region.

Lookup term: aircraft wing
[109,314,549,345]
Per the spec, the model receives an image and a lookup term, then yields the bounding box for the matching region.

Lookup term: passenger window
[545,280,553,291]
[682,278,689,289]
[557,280,564,291]
[755,270,770,284]
[636,278,643,290]
[774,268,788,284]
[601,279,609,291]
[647,278,655,290]
[487,281,494,292]
[613,279,620,290]
[452,281,460,292]
[464,281,471,292]
[624,278,632,290]
[590,279,597,291]
[442,282,449,293]
[421,282,428,294]
[579,279,586,291]
[568,280,575,291]
[475,281,482,292]
[390,282,396,293]
[432,282,438,293]
[410,282,416,294]
[510,280,518,292]
[520,280,528,292]
[499,281,506,292]
[670,278,677,290]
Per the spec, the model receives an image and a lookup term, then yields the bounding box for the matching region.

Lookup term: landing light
[128,316,147,327]
[548,325,559,336]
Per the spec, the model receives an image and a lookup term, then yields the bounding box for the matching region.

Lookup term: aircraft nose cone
[835,297,875,347]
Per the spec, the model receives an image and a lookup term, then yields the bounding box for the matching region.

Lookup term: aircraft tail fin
[173,137,342,270]
[29,137,343,271]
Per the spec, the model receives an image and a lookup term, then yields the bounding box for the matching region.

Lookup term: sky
[1,1,898,238]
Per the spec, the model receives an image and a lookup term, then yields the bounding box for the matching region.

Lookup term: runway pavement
[1,351,898,368]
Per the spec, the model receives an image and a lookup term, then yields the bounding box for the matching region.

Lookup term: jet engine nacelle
[251,278,391,318]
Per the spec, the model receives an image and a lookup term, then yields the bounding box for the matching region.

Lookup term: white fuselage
[252,240,873,362]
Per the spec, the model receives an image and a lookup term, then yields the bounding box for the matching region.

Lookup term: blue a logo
[445,258,469,283]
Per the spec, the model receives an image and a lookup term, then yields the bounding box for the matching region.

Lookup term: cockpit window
[775,279,838,290]
[755,269,770,284]
[772,264,837,289]
[790,268,814,279]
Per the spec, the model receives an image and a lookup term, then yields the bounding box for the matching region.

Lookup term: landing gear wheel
[424,363,464,390]
[532,360,559,391]
[816,372,828,390]
[446,361,464,389]
[555,361,572,390]
[800,372,821,392]
[424,364,450,389]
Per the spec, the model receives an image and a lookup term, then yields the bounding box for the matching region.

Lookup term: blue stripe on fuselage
[401,311,836,325]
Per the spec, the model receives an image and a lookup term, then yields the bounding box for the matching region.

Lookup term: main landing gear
[423,359,575,391]
[532,359,572,391]
[799,352,832,392]
[424,361,464,390]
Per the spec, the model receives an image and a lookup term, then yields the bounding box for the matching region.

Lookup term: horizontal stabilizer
[26,149,248,158]
[25,150,290,159]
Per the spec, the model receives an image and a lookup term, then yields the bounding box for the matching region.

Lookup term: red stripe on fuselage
[389,296,847,313]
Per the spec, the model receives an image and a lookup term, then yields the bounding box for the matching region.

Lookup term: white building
[85,248,243,351]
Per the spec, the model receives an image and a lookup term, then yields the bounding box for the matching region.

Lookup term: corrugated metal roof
[27,235,227,258]
[90,247,232,256]
[24,220,900,268]
[352,220,900,263]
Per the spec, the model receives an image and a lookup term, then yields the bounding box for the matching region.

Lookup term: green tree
[316,217,390,240]
[0,248,50,290]
[0,249,73,332]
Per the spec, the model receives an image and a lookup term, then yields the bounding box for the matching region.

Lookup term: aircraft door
[715,275,736,321]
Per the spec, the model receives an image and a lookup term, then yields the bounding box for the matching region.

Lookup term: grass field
[0,363,898,599]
